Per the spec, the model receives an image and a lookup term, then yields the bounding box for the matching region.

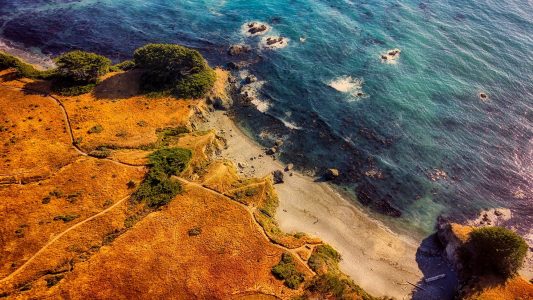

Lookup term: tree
[133,44,215,98]
[461,226,528,278]
[55,50,111,84]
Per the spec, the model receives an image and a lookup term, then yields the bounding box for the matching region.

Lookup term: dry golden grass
[0,157,145,280]
[57,70,196,152]
[462,275,533,300]
[0,85,79,184]
[0,66,359,300]
[46,185,308,299]
[451,223,473,243]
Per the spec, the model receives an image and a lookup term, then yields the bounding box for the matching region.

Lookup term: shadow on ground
[412,234,459,300]
[93,70,142,100]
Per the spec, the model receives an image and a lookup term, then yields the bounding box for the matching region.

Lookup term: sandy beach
[200,110,425,299]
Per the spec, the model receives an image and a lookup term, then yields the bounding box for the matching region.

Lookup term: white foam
[328,76,366,100]
[280,119,301,130]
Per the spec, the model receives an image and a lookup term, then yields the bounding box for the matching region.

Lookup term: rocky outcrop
[437,222,472,272]
[272,170,284,184]
[228,44,251,56]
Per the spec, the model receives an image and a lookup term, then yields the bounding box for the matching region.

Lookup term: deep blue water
[1,0,531,237]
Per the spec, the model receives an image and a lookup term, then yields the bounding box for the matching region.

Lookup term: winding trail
[0,84,145,170]
[0,80,316,284]
[0,194,131,284]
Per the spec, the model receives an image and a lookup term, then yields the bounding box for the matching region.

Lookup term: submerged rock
[228,44,251,56]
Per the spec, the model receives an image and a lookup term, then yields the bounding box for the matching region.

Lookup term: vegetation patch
[45,275,64,288]
[133,147,191,208]
[133,43,216,98]
[110,60,135,72]
[271,253,305,289]
[0,51,53,79]
[303,273,376,300]
[52,50,111,96]
[53,214,80,223]
[460,226,528,278]
[308,244,342,274]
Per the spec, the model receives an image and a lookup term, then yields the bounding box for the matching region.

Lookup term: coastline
[0,38,55,70]
[200,109,424,299]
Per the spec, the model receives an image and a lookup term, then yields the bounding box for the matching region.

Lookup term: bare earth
[200,111,423,299]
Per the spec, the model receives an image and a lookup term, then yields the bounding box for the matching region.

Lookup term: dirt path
[0,84,145,170]
[0,194,131,284]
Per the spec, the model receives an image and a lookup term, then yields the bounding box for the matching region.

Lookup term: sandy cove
[200,110,423,299]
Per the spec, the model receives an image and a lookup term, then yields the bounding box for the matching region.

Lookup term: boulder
[228,44,251,56]
[266,147,277,155]
[272,170,284,184]
[285,163,294,172]
[325,168,339,180]
[245,75,257,84]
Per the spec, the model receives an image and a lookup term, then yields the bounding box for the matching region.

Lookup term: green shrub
[53,214,79,223]
[110,60,135,72]
[45,275,64,288]
[133,173,182,208]
[175,68,216,99]
[87,124,104,134]
[0,51,53,79]
[148,147,192,176]
[460,226,528,278]
[52,83,95,96]
[308,244,342,273]
[306,273,375,300]
[133,147,192,208]
[133,43,215,98]
[271,253,305,289]
[55,50,110,84]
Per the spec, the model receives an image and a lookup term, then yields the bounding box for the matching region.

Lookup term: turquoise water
[1,0,531,235]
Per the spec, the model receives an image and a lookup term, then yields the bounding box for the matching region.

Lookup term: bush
[110,60,135,72]
[133,147,192,208]
[55,50,110,84]
[306,273,375,300]
[271,253,305,289]
[308,244,342,273]
[175,68,216,99]
[148,147,192,176]
[133,43,215,98]
[460,226,528,278]
[0,51,53,79]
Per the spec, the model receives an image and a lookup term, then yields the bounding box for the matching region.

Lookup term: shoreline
[0,38,55,70]
[200,109,425,299]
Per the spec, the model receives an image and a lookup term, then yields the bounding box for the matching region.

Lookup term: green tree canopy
[133,44,215,98]
[461,226,528,278]
[55,50,111,84]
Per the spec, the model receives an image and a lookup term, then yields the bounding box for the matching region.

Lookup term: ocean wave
[328,76,366,100]
[279,118,301,130]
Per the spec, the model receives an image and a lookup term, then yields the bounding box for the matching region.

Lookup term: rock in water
[325,168,339,180]
[272,170,284,184]
[228,44,251,56]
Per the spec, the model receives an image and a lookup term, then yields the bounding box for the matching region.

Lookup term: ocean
[1,0,531,238]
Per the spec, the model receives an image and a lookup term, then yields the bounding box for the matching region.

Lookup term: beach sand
[200,110,424,299]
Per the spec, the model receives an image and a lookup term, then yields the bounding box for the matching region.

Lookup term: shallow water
[1,0,531,237]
